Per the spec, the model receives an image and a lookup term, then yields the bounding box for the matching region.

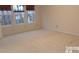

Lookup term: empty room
[0,5,79,53]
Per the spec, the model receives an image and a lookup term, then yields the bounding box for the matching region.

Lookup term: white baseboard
[44,28,79,36]
[54,30,79,36]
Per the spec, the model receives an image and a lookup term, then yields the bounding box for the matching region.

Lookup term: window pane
[27,11,35,24]
[1,11,11,25]
[13,5,24,12]
[2,15,11,25]
[15,12,24,24]
[13,5,24,24]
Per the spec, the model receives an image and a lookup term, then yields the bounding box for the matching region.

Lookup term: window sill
[28,21,36,24]
[2,25,12,28]
[16,23,25,25]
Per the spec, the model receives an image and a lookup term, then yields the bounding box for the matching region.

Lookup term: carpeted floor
[0,29,79,53]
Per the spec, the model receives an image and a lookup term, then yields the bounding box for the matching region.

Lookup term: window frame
[1,11,12,27]
[13,5,24,12]
[14,12,25,25]
[0,5,12,27]
[27,10,36,24]
[13,5,25,25]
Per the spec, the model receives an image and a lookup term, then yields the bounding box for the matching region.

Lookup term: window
[26,5,35,24]
[0,5,12,26]
[13,5,24,24]
[27,11,35,24]
[15,12,24,24]
[13,5,24,12]
[1,11,11,25]
[0,5,36,26]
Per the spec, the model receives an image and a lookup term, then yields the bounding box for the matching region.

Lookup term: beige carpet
[0,29,79,53]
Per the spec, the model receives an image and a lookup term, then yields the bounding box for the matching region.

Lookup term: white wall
[40,5,79,36]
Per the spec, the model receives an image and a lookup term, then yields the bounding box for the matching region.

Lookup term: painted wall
[2,6,42,36]
[40,5,79,36]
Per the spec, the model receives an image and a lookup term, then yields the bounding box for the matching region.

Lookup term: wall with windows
[2,5,41,36]
[40,5,79,36]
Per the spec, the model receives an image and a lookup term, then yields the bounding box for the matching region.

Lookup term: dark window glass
[26,5,35,10]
